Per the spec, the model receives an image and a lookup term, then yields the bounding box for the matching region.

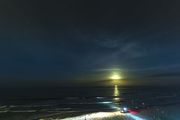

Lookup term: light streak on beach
[52,112,146,120]
[61,112,125,120]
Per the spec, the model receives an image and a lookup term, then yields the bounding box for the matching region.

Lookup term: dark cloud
[149,72,180,78]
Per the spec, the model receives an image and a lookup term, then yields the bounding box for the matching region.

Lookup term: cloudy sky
[0,0,180,86]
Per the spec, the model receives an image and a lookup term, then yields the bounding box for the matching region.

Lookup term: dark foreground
[0,86,180,120]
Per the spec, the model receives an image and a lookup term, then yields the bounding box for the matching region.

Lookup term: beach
[0,86,180,120]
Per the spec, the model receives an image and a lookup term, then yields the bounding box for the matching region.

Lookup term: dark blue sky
[0,0,180,86]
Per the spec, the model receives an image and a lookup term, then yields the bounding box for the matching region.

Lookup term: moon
[110,73,121,80]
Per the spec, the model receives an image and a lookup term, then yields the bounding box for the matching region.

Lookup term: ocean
[0,86,180,120]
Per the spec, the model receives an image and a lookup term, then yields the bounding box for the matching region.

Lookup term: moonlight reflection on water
[114,85,119,97]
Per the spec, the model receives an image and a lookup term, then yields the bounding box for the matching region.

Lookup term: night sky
[0,0,180,87]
